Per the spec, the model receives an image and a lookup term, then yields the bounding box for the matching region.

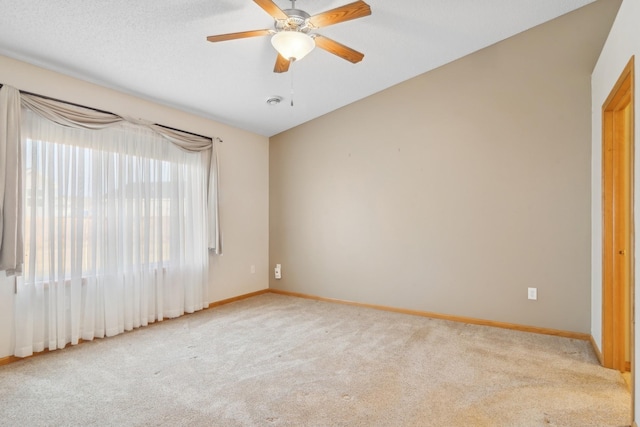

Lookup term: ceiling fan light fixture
[271,31,315,61]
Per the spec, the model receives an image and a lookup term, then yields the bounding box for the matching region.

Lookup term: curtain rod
[0,83,221,143]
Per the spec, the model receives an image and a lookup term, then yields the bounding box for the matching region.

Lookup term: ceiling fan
[206,0,371,73]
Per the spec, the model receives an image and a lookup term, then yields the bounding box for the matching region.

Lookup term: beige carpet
[0,293,631,426]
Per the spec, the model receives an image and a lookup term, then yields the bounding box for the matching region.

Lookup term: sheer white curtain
[14,108,209,357]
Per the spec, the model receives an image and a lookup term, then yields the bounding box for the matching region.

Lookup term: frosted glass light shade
[271,31,315,61]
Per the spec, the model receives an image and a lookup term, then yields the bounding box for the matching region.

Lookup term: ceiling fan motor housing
[276,9,312,32]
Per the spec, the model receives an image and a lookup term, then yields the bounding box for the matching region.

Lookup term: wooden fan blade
[206,29,271,43]
[253,0,289,20]
[308,0,371,28]
[274,53,291,73]
[206,29,272,43]
[314,35,364,63]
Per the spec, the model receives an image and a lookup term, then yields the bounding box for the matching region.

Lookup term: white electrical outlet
[250,265,255,274]
[274,264,282,280]
[528,287,537,300]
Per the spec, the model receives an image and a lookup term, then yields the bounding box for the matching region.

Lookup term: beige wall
[0,55,270,358]
[591,0,639,420]
[270,1,620,333]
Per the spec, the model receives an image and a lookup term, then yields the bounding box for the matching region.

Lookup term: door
[603,57,634,372]
[602,56,635,415]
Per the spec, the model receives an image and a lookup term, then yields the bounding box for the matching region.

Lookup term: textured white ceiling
[0,0,596,136]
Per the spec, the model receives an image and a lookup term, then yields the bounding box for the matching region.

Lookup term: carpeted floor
[0,293,631,426]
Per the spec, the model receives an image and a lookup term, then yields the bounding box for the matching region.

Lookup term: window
[15,108,210,356]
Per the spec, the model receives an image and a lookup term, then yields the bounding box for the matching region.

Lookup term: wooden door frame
[602,55,635,420]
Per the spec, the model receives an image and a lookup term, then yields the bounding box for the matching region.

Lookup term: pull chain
[290,59,295,107]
